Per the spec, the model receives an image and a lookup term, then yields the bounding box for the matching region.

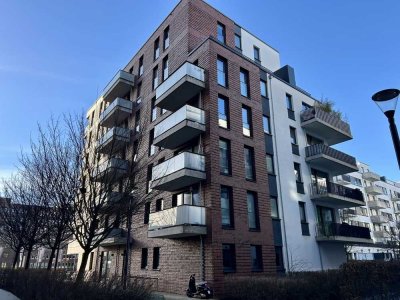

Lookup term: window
[219,138,231,175]
[266,154,274,174]
[218,95,229,128]
[136,82,142,100]
[151,98,157,122]
[242,106,252,137]
[263,115,271,134]
[222,244,236,272]
[221,186,234,228]
[275,246,284,271]
[154,38,160,60]
[149,129,156,156]
[152,247,160,269]
[147,164,153,194]
[138,55,144,76]
[162,56,169,81]
[144,202,150,224]
[89,252,94,270]
[141,248,148,269]
[286,94,295,120]
[299,202,310,236]
[302,101,311,111]
[294,163,302,182]
[217,56,228,87]
[234,34,241,49]
[240,68,250,97]
[155,199,163,212]
[163,26,170,50]
[217,22,226,44]
[290,127,297,145]
[270,197,279,218]
[152,66,158,90]
[247,191,259,230]
[135,110,141,133]
[250,245,263,271]
[172,185,200,206]
[244,146,255,181]
[260,80,267,98]
[253,46,260,62]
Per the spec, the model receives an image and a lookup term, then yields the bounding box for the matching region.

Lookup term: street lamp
[372,88,400,169]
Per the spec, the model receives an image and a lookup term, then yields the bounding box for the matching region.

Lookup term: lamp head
[372,89,400,119]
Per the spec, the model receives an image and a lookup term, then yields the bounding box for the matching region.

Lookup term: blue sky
[0,0,399,180]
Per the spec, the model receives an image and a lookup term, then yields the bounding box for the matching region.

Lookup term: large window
[217,22,226,44]
[219,138,231,175]
[162,56,169,81]
[263,115,271,134]
[152,66,158,90]
[152,247,160,269]
[218,95,229,128]
[250,245,263,271]
[163,26,170,50]
[141,248,148,269]
[242,106,252,137]
[247,191,259,230]
[244,146,255,181]
[221,186,234,228]
[217,56,228,87]
[240,68,250,97]
[260,80,267,98]
[222,244,236,272]
[154,37,160,60]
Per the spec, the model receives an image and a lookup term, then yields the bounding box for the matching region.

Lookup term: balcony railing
[300,107,352,145]
[362,171,381,182]
[370,215,389,224]
[153,105,205,149]
[305,144,358,175]
[96,127,130,154]
[102,70,135,102]
[367,200,386,210]
[316,222,371,241]
[155,62,205,111]
[99,98,133,128]
[373,230,390,239]
[365,185,382,195]
[151,152,205,191]
[99,228,130,247]
[148,205,206,238]
[310,181,364,208]
[93,158,128,182]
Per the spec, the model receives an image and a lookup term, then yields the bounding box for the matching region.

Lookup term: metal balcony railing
[99,98,133,127]
[305,144,357,166]
[316,222,371,239]
[301,107,351,136]
[311,181,364,202]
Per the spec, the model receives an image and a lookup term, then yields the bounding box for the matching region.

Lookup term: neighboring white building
[336,162,400,261]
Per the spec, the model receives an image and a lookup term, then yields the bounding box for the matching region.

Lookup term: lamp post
[371,89,400,169]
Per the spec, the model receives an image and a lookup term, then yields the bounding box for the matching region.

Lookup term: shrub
[0,269,152,300]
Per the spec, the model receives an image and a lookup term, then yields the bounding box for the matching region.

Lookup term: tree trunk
[76,250,90,282]
[47,246,57,270]
[24,245,33,269]
[12,247,20,269]
[54,246,61,270]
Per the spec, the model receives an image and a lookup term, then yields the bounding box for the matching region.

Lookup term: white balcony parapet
[102,70,135,103]
[99,98,133,128]
[362,171,381,182]
[96,127,130,154]
[367,200,386,210]
[370,215,389,224]
[155,62,205,111]
[365,185,382,195]
[93,158,128,182]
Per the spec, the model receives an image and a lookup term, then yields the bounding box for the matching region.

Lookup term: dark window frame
[154,37,160,61]
[253,46,261,62]
[222,243,236,273]
[242,105,253,137]
[217,22,226,44]
[221,185,234,229]
[240,68,250,98]
[141,248,148,269]
[163,26,170,50]
[247,191,260,231]
[219,138,232,175]
[152,247,160,269]
[250,245,263,272]
[244,146,256,181]
[218,94,230,129]
[217,56,228,87]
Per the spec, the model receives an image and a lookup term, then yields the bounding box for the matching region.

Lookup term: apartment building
[337,162,400,261]
[74,0,371,295]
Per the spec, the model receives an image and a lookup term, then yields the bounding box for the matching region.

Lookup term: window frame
[221,185,234,229]
[154,37,160,61]
[217,56,228,87]
[218,95,229,129]
[234,34,242,50]
[163,26,170,50]
[260,80,267,98]
[152,247,160,270]
[162,55,169,81]
[242,105,253,137]
[141,248,148,269]
[253,46,261,62]
[217,22,226,44]
[222,244,236,273]
[240,68,250,98]
[247,191,260,230]
[244,146,256,181]
[219,138,232,175]
[250,245,263,272]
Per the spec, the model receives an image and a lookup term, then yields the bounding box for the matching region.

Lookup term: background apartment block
[72,0,373,295]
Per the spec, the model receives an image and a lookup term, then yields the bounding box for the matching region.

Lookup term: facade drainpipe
[268,74,290,272]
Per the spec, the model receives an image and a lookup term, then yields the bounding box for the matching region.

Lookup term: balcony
[153,105,205,149]
[99,228,130,247]
[155,62,205,111]
[93,158,129,182]
[367,200,386,209]
[373,230,390,239]
[99,98,133,128]
[335,174,351,186]
[392,195,400,202]
[365,185,382,195]
[316,222,373,244]
[342,208,357,217]
[148,205,207,238]
[362,171,381,182]
[96,127,130,154]
[370,215,389,224]
[305,144,358,176]
[300,107,352,145]
[310,181,364,208]
[151,152,206,192]
[102,70,135,103]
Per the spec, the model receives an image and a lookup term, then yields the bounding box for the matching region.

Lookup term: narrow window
[253,46,260,62]
[89,252,94,270]
[135,110,141,133]
[146,164,153,194]
[217,22,226,44]
[266,154,274,174]
[240,68,250,97]
[242,106,252,137]
[247,191,259,230]
[260,80,267,98]
[136,82,142,100]
[218,95,229,128]
[152,66,158,90]
[155,199,163,212]
[217,56,228,87]
[270,197,279,218]
[144,202,150,224]
[263,115,271,134]
[138,55,144,77]
[286,94,295,120]
[151,98,157,122]
[244,146,255,181]
[152,247,160,269]
[221,186,234,228]
[149,129,156,156]
[250,245,263,271]
[163,27,170,50]
[219,138,231,175]
[234,34,241,49]
[222,244,236,272]
[162,56,169,81]
[299,202,310,236]
[141,248,148,269]
[154,38,160,60]
[294,163,302,182]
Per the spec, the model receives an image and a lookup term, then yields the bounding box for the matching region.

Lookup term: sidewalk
[0,289,19,300]
[152,292,217,300]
